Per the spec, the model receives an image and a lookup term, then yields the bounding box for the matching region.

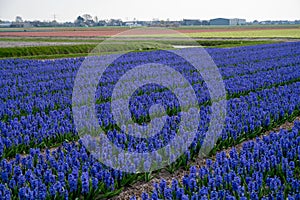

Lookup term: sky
[0,0,299,22]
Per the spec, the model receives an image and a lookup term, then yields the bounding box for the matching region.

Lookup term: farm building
[210,18,230,25]
[0,22,12,27]
[210,18,246,25]
[182,19,202,26]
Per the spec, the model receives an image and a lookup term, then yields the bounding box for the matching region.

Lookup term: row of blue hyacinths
[131,121,300,200]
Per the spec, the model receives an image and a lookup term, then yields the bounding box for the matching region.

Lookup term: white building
[229,18,246,25]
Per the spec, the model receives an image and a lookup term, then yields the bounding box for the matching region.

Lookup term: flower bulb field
[0,27,300,200]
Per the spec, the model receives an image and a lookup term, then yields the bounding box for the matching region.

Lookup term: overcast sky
[0,0,299,22]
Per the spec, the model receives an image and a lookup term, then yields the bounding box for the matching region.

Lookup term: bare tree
[15,16,23,23]
[82,14,92,22]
